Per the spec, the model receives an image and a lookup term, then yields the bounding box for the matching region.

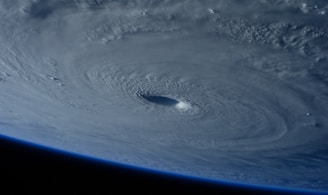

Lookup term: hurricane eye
[141,95,180,106]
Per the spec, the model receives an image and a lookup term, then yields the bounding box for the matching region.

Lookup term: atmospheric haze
[0,0,328,191]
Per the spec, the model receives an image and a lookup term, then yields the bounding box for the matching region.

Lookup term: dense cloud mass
[0,0,328,191]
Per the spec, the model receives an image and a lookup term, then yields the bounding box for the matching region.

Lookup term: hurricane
[0,0,328,191]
